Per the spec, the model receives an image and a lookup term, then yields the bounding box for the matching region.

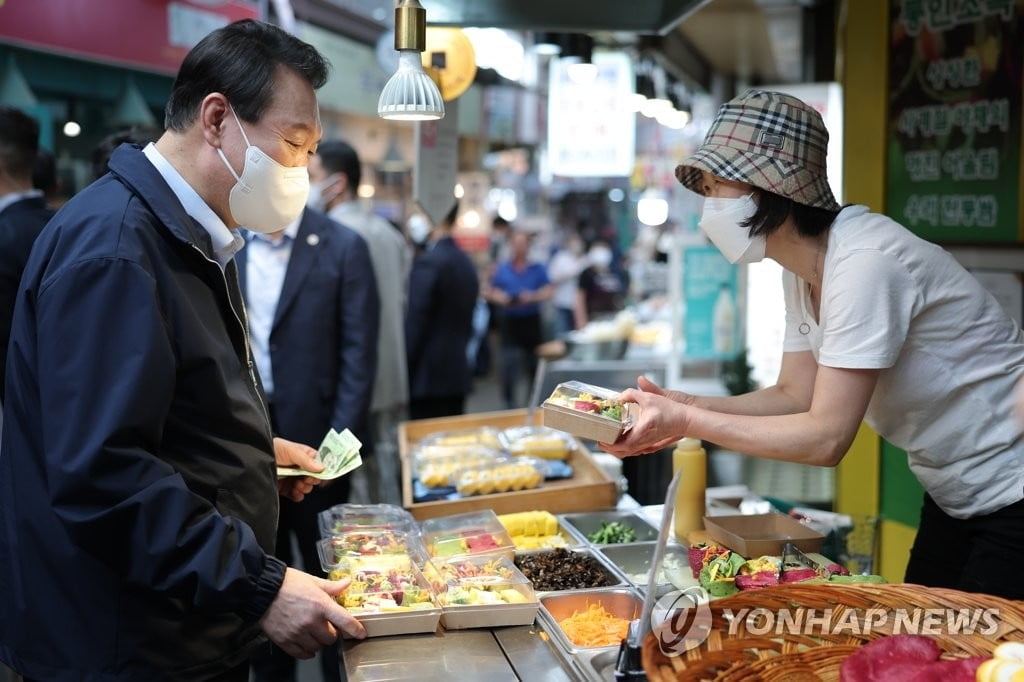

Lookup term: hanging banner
[547,51,635,177]
[683,246,739,359]
[887,0,1023,243]
[0,0,257,75]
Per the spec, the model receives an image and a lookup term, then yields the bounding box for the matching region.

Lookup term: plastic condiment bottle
[672,438,707,543]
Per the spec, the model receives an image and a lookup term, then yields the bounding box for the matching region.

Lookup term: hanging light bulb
[378,0,444,121]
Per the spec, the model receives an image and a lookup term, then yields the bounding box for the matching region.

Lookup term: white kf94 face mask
[698,194,766,264]
[217,105,310,234]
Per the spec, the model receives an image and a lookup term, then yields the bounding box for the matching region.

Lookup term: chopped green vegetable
[587,521,637,544]
[600,403,623,420]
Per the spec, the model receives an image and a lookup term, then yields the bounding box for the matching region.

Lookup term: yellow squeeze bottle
[672,438,707,543]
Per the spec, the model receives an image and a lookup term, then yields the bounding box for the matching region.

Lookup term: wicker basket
[642,582,1024,681]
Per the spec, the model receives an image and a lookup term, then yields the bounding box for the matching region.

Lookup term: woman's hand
[599,388,690,458]
[636,375,696,406]
[274,437,324,502]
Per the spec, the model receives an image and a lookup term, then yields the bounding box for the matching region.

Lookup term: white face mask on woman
[698,194,766,264]
[216,105,310,234]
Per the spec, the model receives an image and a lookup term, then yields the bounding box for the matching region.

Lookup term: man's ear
[198,93,231,150]
[334,172,350,197]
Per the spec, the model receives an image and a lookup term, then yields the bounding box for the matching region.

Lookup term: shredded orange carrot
[558,603,631,647]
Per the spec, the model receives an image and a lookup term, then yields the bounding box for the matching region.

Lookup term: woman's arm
[603,362,879,467]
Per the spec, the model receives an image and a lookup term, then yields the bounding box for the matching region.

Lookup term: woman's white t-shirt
[782,205,1024,519]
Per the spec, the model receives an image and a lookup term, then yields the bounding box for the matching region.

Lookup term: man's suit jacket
[237,209,379,450]
[0,194,54,400]
[406,235,479,399]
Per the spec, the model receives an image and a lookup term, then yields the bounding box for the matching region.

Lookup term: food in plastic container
[325,554,436,613]
[316,503,415,538]
[416,427,504,452]
[430,554,539,629]
[413,446,505,489]
[502,426,576,460]
[452,461,542,496]
[420,510,516,561]
[316,530,413,570]
[542,381,632,442]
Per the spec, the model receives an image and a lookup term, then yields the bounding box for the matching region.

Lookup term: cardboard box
[399,409,618,521]
[702,513,825,557]
[540,380,630,443]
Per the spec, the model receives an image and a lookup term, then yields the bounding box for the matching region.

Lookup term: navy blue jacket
[0,194,54,399]
[0,145,285,680]
[236,208,378,450]
[405,236,479,398]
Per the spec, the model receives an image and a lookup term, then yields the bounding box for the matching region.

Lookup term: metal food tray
[536,587,644,681]
[596,541,690,598]
[513,546,628,595]
[559,510,660,546]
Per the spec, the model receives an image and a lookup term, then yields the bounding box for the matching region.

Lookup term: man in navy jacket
[239,207,378,682]
[0,20,364,681]
[0,106,54,403]
[406,203,480,419]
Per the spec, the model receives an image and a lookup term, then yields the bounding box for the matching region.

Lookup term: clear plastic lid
[420,510,515,559]
[417,427,504,452]
[451,460,543,496]
[412,445,506,489]
[544,381,628,423]
[317,529,417,571]
[433,554,536,606]
[317,503,415,538]
[502,426,577,460]
[325,554,438,613]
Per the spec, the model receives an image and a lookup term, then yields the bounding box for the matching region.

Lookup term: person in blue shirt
[484,228,553,408]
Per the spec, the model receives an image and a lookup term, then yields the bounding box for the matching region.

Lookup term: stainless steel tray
[596,541,690,598]
[559,510,660,545]
[514,546,628,594]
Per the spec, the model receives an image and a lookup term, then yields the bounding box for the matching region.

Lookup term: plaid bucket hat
[675,90,840,211]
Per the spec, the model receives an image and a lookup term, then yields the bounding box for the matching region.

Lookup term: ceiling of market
[300,0,833,91]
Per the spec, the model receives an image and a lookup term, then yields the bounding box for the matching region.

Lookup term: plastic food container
[317,529,415,570]
[317,503,415,538]
[325,554,441,637]
[420,510,516,561]
[432,554,539,629]
[541,381,632,443]
[451,460,543,496]
[416,427,505,454]
[502,426,577,460]
[412,445,506,489]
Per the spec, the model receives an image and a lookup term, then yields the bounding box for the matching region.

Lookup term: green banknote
[276,428,363,480]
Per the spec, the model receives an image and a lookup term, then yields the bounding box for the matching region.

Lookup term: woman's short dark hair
[315,140,362,190]
[743,188,840,238]
[164,19,329,131]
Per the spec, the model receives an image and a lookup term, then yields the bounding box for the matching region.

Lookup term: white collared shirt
[244,216,301,398]
[0,189,44,215]
[142,143,243,268]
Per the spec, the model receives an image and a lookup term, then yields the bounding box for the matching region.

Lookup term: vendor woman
[603,90,1024,600]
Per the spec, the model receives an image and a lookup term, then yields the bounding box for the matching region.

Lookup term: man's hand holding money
[273,437,324,502]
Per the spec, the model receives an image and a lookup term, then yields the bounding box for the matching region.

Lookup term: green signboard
[887,0,1023,243]
[683,246,739,359]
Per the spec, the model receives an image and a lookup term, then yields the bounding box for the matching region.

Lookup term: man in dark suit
[238,206,379,682]
[0,106,54,402]
[406,203,480,419]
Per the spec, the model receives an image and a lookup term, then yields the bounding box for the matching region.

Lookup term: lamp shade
[378,51,445,121]
[112,78,157,128]
[0,56,38,109]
